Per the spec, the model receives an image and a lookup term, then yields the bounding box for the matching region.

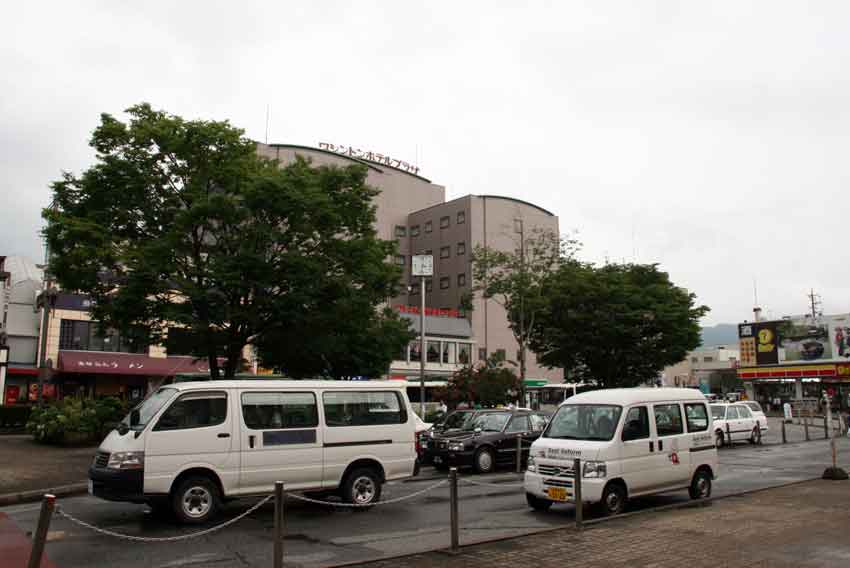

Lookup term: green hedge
[27,397,127,445]
[0,406,31,429]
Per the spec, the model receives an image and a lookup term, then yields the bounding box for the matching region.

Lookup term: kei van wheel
[600,483,626,516]
[526,492,553,511]
[341,467,382,510]
[473,448,495,474]
[172,476,220,524]
[689,469,712,500]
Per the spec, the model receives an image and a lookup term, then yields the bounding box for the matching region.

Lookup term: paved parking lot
[2,435,848,567]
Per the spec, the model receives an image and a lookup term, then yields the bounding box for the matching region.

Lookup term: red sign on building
[396,305,461,318]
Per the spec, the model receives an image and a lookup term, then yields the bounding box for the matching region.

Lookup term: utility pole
[808,288,822,320]
[412,254,433,418]
[515,218,526,407]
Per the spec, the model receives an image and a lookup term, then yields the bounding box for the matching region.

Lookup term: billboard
[739,314,850,366]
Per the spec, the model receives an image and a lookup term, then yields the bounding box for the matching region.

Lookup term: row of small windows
[394,243,465,267]
[409,274,466,294]
[395,211,466,238]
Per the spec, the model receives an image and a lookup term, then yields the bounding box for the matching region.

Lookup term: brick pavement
[0,436,95,495]
[353,479,850,567]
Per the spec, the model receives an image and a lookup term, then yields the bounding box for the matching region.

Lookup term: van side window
[241,392,318,430]
[622,406,650,441]
[684,403,709,432]
[154,391,227,431]
[653,404,684,437]
[323,391,406,426]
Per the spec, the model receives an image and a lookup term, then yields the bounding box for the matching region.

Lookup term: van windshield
[123,387,177,431]
[543,404,622,441]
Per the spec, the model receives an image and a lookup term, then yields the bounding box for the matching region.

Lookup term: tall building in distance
[258,142,562,384]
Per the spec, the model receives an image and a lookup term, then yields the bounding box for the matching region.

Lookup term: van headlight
[449,442,466,452]
[527,456,537,472]
[106,451,145,470]
[582,461,607,478]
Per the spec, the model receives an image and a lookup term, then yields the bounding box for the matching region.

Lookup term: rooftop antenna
[807,288,822,320]
[753,278,762,322]
[264,104,270,144]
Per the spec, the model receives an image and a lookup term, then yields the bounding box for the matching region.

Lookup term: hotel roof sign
[318,142,420,175]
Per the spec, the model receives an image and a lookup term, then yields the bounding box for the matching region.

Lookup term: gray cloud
[3,1,849,324]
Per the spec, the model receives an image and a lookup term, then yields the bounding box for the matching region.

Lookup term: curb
[0,483,88,507]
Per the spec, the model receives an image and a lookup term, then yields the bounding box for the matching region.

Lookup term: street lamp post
[515,218,526,407]
[412,254,434,418]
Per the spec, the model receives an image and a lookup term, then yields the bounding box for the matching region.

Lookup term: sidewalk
[0,436,94,499]
[353,479,850,567]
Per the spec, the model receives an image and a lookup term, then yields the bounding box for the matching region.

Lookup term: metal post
[419,275,426,419]
[781,419,787,444]
[804,412,810,441]
[756,422,761,445]
[274,482,284,568]
[27,494,55,568]
[516,436,522,473]
[449,467,459,552]
[725,422,731,447]
[573,458,583,530]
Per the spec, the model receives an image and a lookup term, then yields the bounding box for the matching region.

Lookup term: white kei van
[524,388,718,515]
[88,380,417,523]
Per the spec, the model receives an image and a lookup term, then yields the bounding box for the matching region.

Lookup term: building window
[410,282,420,295]
[479,348,487,361]
[424,220,433,233]
[457,273,466,287]
[703,356,713,362]
[457,242,466,255]
[425,280,433,293]
[457,211,466,224]
[425,249,433,256]
[458,344,471,364]
[427,341,441,363]
[59,319,147,354]
[494,348,506,361]
[443,342,456,364]
[394,255,405,267]
[410,342,422,362]
[440,246,450,259]
[410,225,420,237]
[440,216,450,229]
[691,357,698,363]
[395,225,407,238]
[440,277,450,290]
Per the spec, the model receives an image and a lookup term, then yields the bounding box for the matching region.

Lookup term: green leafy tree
[44,103,410,378]
[529,262,710,388]
[440,354,521,408]
[471,228,578,400]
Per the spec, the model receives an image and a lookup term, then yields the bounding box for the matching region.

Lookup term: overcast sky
[2,1,849,325]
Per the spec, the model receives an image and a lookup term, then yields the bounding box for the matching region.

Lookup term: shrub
[27,397,127,444]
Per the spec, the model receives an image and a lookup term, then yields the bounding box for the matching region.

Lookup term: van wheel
[526,493,553,511]
[689,469,712,500]
[600,483,626,516]
[715,431,725,448]
[750,426,762,445]
[341,467,382,510]
[473,448,495,474]
[172,476,220,524]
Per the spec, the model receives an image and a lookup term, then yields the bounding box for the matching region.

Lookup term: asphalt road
[5,432,850,568]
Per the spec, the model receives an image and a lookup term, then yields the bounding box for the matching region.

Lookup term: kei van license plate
[433,456,443,464]
[547,487,569,502]
[88,480,93,495]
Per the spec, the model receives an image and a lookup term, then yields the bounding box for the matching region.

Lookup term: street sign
[411,255,434,277]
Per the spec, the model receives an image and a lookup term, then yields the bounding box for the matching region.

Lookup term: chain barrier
[460,477,525,489]
[55,495,273,543]
[285,478,449,507]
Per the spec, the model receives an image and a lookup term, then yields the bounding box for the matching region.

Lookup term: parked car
[710,403,761,447]
[89,380,418,523]
[426,409,550,473]
[524,388,718,515]
[741,401,768,433]
[419,409,478,464]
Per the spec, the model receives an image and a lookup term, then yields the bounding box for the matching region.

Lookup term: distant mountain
[699,324,739,349]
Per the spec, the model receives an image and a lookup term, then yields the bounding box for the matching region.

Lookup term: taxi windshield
[543,404,622,441]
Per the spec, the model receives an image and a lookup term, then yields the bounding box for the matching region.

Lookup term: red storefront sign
[4,386,20,405]
[396,305,461,318]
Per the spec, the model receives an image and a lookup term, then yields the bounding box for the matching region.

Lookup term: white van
[524,388,718,515]
[88,380,417,523]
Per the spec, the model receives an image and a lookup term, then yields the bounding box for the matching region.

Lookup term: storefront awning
[57,351,214,376]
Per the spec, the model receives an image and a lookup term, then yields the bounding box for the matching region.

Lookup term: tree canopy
[44,103,411,378]
[529,262,709,388]
[438,354,521,408]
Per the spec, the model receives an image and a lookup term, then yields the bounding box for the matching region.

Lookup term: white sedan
[741,401,769,433]
[710,403,762,447]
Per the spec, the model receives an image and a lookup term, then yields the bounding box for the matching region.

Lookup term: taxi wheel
[526,493,553,511]
[474,448,495,474]
[600,483,626,516]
